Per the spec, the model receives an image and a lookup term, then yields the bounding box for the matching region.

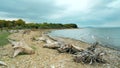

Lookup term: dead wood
[0,61,7,66]
[40,34,84,53]
[73,42,106,64]
[57,44,84,54]
[73,51,106,64]
[8,39,35,57]
[40,34,107,64]
[43,41,62,49]
[87,42,99,52]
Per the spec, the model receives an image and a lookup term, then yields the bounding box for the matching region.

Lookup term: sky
[0,0,120,27]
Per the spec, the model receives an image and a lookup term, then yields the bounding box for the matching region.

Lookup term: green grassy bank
[0,31,10,46]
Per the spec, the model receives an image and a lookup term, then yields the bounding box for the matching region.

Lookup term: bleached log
[35,34,63,49]
[43,41,62,49]
[0,61,7,66]
[71,45,84,52]
[8,39,35,57]
[58,44,84,54]
[39,34,57,43]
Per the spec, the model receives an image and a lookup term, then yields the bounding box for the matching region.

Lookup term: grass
[31,45,37,50]
[0,31,10,46]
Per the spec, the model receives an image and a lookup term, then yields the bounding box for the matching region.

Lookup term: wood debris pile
[73,42,106,64]
[38,34,107,64]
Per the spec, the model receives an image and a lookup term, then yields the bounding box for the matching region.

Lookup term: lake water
[49,28,120,51]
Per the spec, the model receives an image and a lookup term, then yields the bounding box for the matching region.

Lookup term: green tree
[64,24,78,28]
[15,19,25,26]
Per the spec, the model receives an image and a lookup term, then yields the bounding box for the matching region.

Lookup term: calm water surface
[49,28,120,50]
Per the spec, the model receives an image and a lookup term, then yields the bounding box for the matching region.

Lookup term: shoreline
[48,29,120,51]
[0,29,120,68]
[58,36,120,51]
[49,32,120,52]
[49,33,120,67]
[47,29,120,67]
[57,36,120,52]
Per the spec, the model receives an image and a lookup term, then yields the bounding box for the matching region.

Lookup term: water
[49,28,120,50]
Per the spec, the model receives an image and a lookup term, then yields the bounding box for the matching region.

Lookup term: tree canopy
[0,19,78,29]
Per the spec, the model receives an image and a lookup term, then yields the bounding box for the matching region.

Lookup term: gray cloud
[0,0,65,22]
[0,0,120,27]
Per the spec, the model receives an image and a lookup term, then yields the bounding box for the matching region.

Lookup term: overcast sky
[0,0,120,27]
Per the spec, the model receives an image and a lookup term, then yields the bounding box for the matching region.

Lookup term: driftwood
[87,42,99,52]
[40,34,84,53]
[31,34,48,42]
[40,34,57,42]
[38,34,85,54]
[73,51,106,64]
[39,34,106,64]
[73,42,106,64]
[43,41,62,49]
[0,61,7,66]
[22,29,31,37]
[57,44,84,54]
[8,39,35,57]
[34,34,64,49]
